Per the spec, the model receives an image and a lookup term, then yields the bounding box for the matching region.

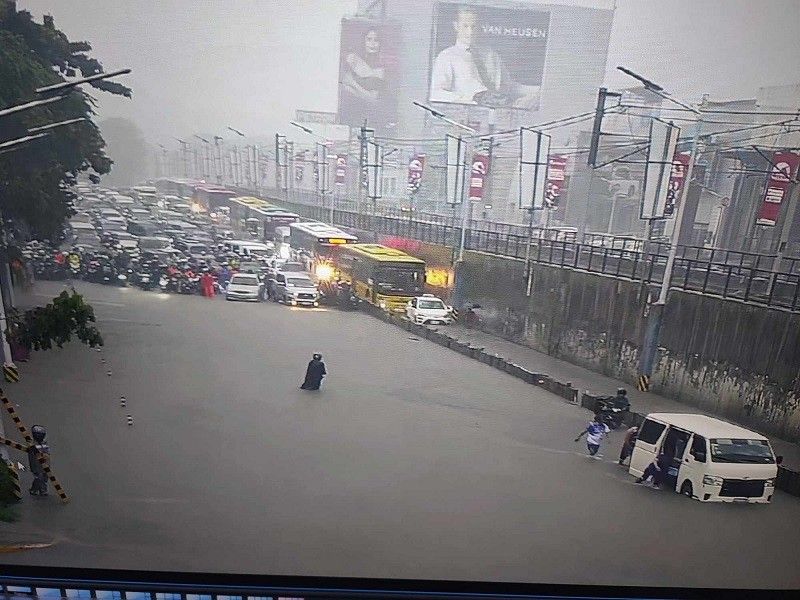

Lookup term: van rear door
[630,418,668,477]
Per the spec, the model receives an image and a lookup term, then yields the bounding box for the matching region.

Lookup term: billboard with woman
[337,18,399,131]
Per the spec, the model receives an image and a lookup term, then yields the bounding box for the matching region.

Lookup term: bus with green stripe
[333,244,426,312]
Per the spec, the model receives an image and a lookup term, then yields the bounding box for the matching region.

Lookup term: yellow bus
[333,244,426,312]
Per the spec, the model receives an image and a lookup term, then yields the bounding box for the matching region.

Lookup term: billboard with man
[429,2,549,110]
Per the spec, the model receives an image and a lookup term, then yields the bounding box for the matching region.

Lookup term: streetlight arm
[27,117,86,134]
[35,68,131,94]
[0,95,66,119]
[616,66,700,114]
[616,66,663,92]
[412,101,476,133]
[290,121,314,135]
[227,126,245,137]
[0,132,50,152]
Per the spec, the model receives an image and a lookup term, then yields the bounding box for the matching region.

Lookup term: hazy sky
[16,0,800,143]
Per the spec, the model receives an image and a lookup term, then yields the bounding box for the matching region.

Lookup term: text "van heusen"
[482,26,548,38]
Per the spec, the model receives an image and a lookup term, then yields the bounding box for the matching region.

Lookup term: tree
[0,0,132,240]
[99,117,150,187]
[6,290,103,352]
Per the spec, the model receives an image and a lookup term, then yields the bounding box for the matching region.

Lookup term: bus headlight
[703,475,723,486]
[315,263,334,281]
[765,478,775,487]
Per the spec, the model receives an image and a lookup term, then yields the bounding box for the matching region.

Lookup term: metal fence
[265,190,800,312]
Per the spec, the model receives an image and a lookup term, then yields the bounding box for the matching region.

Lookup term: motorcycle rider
[612,388,631,411]
[114,248,131,271]
[68,247,82,275]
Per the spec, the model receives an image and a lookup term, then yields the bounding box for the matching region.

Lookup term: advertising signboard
[429,2,549,110]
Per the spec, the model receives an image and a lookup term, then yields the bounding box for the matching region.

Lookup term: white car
[276,274,319,307]
[406,294,453,325]
[225,273,261,302]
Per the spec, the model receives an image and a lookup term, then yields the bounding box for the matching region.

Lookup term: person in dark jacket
[618,425,639,465]
[27,425,50,496]
[300,353,327,390]
[636,452,669,488]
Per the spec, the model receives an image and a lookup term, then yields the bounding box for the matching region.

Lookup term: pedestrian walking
[300,353,327,390]
[27,425,50,496]
[201,271,215,297]
[618,425,639,465]
[575,414,611,458]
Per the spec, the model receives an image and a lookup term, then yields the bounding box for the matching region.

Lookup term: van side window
[638,419,667,444]
[690,435,707,462]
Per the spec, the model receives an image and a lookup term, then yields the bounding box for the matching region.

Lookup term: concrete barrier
[469,346,484,359]
[477,350,494,365]
[777,466,800,497]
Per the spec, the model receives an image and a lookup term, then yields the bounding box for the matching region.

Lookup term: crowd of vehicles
[26,184,450,317]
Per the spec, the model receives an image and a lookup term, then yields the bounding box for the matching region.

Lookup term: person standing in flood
[300,353,327,391]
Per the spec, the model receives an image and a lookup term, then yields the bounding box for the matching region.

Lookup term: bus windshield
[375,267,424,295]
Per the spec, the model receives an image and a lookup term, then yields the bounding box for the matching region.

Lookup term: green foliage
[6,290,103,351]
[0,1,132,240]
[0,460,20,508]
[0,505,19,522]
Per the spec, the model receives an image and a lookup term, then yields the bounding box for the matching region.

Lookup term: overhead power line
[620,103,800,116]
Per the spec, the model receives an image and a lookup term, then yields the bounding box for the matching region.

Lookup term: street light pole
[212,136,223,183]
[175,138,189,178]
[617,66,703,391]
[227,127,245,189]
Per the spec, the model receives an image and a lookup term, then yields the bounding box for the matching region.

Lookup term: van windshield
[710,438,774,463]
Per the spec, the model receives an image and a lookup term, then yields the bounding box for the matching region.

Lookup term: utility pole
[175,139,189,178]
[213,136,223,184]
[356,122,369,227]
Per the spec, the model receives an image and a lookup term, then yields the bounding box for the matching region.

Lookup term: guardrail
[263,190,800,311]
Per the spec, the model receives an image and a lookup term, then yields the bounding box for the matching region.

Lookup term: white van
[225,240,273,258]
[630,413,778,503]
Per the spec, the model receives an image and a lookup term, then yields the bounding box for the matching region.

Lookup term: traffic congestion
[21,182,452,320]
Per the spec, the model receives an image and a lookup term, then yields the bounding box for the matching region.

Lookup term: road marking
[96,317,161,326]
[112,497,188,504]
[0,542,55,553]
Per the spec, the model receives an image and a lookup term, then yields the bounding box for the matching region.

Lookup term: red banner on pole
[757,150,800,226]
[407,153,426,194]
[469,153,490,201]
[335,154,347,186]
[664,151,692,218]
[544,154,568,207]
